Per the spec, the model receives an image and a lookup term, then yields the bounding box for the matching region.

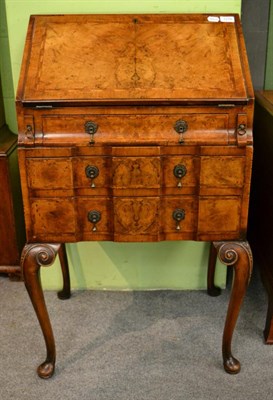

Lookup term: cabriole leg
[21,243,60,379]
[213,241,253,374]
[57,243,71,300]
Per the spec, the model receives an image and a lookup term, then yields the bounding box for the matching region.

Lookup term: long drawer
[21,109,233,146]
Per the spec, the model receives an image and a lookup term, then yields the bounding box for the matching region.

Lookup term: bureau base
[21,240,252,378]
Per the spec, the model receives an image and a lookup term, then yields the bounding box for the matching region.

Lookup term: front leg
[214,241,253,374]
[21,243,60,379]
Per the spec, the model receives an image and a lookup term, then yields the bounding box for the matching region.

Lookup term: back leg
[57,243,71,300]
[207,242,221,296]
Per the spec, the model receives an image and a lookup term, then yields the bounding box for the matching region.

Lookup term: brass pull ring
[172,208,186,231]
[174,120,188,144]
[88,210,101,231]
[85,165,99,187]
[173,164,187,187]
[85,121,98,144]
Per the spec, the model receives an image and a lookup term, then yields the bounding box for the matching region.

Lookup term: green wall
[1,0,242,290]
[265,0,273,89]
[0,0,15,131]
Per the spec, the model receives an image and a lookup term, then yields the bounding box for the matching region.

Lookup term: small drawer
[73,156,111,193]
[200,156,245,189]
[26,158,73,190]
[114,197,160,236]
[198,196,241,234]
[162,155,199,193]
[30,198,75,240]
[112,156,161,190]
[76,197,112,237]
[162,196,197,235]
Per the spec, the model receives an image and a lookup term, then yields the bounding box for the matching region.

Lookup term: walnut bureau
[16,14,254,378]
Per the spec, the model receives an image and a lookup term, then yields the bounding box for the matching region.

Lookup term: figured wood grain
[17,14,250,105]
[30,198,75,240]
[112,157,160,189]
[41,113,229,146]
[114,197,159,236]
[200,156,245,187]
[198,197,241,234]
[22,147,252,242]
[26,158,73,190]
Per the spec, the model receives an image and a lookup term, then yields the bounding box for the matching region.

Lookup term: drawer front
[114,197,160,240]
[200,156,245,188]
[77,197,112,241]
[112,156,161,196]
[198,196,241,235]
[162,196,197,239]
[163,155,199,194]
[41,113,229,145]
[26,158,73,190]
[30,198,75,241]
[73,156,111,195]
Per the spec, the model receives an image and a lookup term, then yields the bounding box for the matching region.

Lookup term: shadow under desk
[249,90,273,343]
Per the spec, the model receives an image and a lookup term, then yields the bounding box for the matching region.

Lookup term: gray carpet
[0,266,272,400]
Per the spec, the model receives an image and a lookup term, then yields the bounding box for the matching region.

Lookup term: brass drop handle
[238,123,246,136]
[173,164,187,187]
[87,210,101,231]
[25,124,34,139]
[85,165,99,187]
[172,208,185,230]
[85,121,98,144]
[174,120,188,144]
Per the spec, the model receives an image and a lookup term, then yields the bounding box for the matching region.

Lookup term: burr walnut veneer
[16,14,254,378]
